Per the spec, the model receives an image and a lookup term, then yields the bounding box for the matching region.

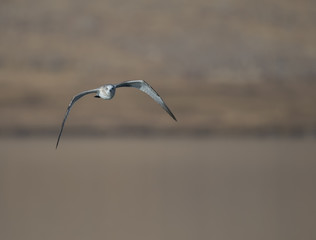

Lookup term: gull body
[56,80,177,148]
[98,84,116,99]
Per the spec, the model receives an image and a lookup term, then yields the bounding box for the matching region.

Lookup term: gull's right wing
[56,89,99,149]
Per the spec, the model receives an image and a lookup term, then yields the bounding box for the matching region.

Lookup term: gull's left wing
[115,80,177,121]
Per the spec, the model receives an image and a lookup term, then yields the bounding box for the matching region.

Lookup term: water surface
[1,137,315,240]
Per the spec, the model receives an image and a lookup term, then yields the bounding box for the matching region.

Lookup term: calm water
[1,137,315,240]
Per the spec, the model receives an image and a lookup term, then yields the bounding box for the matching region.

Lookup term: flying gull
[56,80,177,148]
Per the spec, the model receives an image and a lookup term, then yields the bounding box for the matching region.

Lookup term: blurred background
[0,0,315,239]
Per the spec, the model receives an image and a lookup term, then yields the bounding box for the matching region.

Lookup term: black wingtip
[170,113,177,122]
[56,132,62,149]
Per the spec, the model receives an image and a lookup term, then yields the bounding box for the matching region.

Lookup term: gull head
[99,84,116,99]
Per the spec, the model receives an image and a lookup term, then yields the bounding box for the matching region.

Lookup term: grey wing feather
[115,80,177,121]
[56,89,98,149]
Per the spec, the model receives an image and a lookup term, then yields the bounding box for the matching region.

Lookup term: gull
[56,80,177,148]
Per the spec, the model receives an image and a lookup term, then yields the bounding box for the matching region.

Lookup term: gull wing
[56,89,99,149]
[115,80,177,121]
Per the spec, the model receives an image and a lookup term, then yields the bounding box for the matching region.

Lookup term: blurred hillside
[0,0,315,136]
